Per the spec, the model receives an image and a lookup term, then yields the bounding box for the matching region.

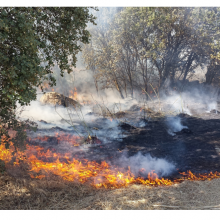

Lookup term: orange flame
[40,82,50,90]
[69,88,78,100]
[1,140,220,189]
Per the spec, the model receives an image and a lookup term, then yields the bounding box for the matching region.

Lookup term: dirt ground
[0,173,220,210]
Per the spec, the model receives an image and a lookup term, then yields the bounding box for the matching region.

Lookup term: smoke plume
[114,151,175,178]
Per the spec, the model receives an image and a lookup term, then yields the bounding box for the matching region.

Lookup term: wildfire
[28,133,82,147]
[1,140,220,189]
[38,82,58,93]
[55,132,82,145]
[69,87,78,100]
[40,82,50,90]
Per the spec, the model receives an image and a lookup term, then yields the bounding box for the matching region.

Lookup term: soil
[117,113,220,175]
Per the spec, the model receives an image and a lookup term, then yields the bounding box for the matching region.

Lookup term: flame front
[69,88,78,100]
[1,140,220,189]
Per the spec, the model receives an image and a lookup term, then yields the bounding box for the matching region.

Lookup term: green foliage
[0,7,97,150]
[83,7,220,98]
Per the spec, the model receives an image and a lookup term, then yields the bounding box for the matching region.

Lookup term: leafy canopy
[0,7,97,148]
[83,7,220,100]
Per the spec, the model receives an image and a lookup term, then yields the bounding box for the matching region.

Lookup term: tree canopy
[0,7,97,148]
[83,7,220,99]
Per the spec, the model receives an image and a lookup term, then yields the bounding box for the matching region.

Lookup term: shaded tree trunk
[183,52,195,83]
[160,63,172,88]
[114,80,124,99]
[205,61,220,85]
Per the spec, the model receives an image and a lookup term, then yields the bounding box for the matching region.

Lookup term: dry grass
[1,173,220,210]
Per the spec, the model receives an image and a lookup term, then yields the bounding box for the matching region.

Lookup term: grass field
[1,173,220,210]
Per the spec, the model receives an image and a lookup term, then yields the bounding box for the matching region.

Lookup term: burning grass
[1,140,220,190]
[2,107,220,209]
[8,82,220,209]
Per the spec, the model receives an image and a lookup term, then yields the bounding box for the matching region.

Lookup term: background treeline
[82,7,220,98]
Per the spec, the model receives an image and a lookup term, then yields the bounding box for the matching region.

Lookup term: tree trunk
[114,80,124,99]
[205,61,220,85]
[183,52,194,83]
[160,63,172,89]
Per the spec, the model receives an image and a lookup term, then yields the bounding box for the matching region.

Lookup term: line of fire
[1,7,220,210]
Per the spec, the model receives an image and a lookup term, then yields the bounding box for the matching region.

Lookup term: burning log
[40,92,82,108]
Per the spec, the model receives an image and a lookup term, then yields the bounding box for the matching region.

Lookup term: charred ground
[24,100,220,180]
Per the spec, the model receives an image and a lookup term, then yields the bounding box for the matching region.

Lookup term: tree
[83,7,220,98]
[83,7,128,98]
[197,8,220,85]
[0,7,97,149]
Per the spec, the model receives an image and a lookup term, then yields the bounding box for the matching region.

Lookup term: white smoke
[162,94,192,115]
[17,96,125,142]
[166,116,188,136]
[18,100,65,122]
[207,102,217,112]
[114,151,175,177]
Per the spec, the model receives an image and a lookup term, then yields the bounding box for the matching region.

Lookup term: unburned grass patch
[1,173,220,210]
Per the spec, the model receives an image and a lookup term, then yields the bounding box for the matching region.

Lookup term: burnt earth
[119,122,136,131]
[116,113,220,176]
[27,102,220,179]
